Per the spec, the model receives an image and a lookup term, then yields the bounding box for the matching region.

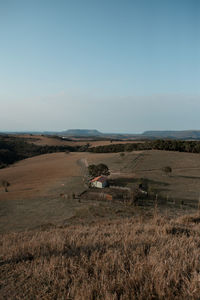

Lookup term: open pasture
[0,153,84,232]
[80,150,200,209]
[104,150,200,208]
[0,150,200,232]
[0,152,119,232]
[15,134,143,147]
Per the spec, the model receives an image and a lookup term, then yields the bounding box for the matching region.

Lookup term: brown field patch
[0,153,85,232]
[14,134,144,147]
[14,134,85,146]
[86,140,145,147]
[0,152,82,200]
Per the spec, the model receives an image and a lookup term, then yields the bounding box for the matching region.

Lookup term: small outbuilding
[90,176,108,189]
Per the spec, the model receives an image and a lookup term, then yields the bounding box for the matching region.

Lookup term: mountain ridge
[2,129,200,140]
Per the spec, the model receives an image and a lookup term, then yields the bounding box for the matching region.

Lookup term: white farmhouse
[90,176,108,188]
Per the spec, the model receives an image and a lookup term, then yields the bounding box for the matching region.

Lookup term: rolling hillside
[143,130,200,140]
[1,213,200,299]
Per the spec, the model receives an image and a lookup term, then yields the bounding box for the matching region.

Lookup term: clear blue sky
[0,0,199,133]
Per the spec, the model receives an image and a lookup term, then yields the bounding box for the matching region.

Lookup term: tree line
[88,139,200,153]
[2,136,200,169]
[0,136,80,168]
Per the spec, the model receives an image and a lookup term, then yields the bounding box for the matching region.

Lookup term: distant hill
[2,129,200,140]
[142,130,200,140]
[61,129,103,136]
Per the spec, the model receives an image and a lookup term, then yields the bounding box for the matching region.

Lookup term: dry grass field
[14,134,85,146]
[15,134,143,147]
[83,150,200,209]
[0,152,125,233]
[1,149,200,299]
[0,153,84,232]
[109,150,200,207]
[0,152,81,199]
[82,140,144,147]
[1,150,200,233]
[0,213,200,299]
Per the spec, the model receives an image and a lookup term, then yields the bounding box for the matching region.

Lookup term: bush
[1,180,10,192]
[162,166,172,176]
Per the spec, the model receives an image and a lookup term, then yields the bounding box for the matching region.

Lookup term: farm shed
[90,176,108,188]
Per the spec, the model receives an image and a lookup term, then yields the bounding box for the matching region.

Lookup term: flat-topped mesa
[61,129,103,137]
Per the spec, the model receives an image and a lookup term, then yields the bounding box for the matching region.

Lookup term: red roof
[91,176,107,183]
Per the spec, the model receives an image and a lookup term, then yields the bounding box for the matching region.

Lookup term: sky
[0,0,200,133]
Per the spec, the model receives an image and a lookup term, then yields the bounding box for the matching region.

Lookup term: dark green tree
[88,163,110,177]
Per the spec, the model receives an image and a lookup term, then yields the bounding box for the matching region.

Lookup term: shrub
[162,166,172,176]
[1,180,10,192]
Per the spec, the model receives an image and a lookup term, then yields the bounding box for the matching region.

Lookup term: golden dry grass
[0,152,85,232]
[0,152,82,200]
[0,214,200,299]
[0,152,120,232]
[0,152,119,201]
[1,150,200,233]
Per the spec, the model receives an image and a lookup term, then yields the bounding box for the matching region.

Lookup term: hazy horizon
[1,0,199,132]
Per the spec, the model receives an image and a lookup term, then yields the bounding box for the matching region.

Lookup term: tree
[1,180,10,192]
[162,166,172,176]
[88,163,110,177]
[97,163,110,176]
[88,164,98,177]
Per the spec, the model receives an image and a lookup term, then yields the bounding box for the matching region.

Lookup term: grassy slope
[0,214,200,299]
[0,152,121,233]
[106,150,200,206]
[1,150,200,298]
[0,153,84,232]
[1,150,200,233]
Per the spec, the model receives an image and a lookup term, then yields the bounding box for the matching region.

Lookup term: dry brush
[0,214,200,299]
